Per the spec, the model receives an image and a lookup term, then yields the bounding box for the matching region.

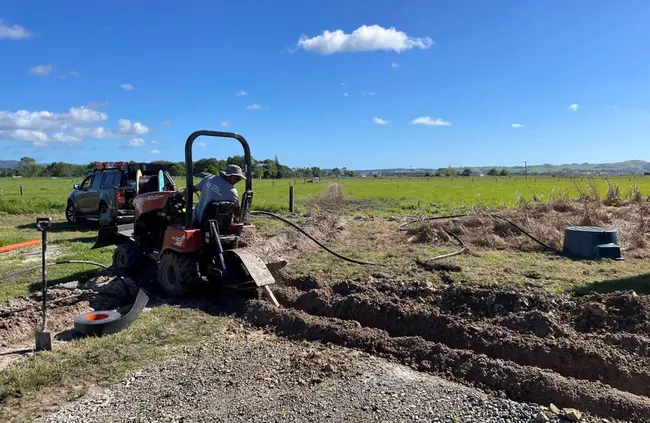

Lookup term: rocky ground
[37,321,565,423]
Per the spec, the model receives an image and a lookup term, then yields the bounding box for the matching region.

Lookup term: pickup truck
[66,162,177,226]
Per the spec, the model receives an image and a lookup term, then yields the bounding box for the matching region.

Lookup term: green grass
[0,215,113,301]
[338,175,650,215]
[0,307,227,421]
[2,175,650,216]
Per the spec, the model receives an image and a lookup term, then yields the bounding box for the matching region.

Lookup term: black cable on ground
[489,214,562,255]
[397,211,561,256]
[250,210,384,266]
[0,260,123,283]
[428,229,467,261]
[0,260,131,295]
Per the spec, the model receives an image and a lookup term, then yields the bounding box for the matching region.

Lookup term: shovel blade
[35,331,52,351]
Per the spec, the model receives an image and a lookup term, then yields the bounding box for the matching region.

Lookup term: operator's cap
[220,164,246,180]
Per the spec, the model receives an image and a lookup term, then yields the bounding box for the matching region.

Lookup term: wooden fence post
[20,185,23,196]
[289,186,295,213]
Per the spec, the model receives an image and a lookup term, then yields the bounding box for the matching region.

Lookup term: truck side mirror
[73,184,80,189]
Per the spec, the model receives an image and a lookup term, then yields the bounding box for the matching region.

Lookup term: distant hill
[355,160,650,176]
[0,160,19,169]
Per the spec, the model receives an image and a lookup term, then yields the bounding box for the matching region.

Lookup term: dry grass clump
[603,180,623,207]
[548,187,575,212]
[404,196,650,256]
[626,184,644,204]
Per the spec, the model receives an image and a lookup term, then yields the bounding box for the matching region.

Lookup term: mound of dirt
[246,279,650,422]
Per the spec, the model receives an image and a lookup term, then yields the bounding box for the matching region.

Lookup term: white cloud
[28,65,53,76]
[361,91,377,96]
[411,116,452,126]
[196,141,208,147]
[297,25,433,55]
[52,132,81,142]
[68,71,80,77]
[68,106,108,123]
[247,104,262,110]
[236,90,247,96]
[340,82,346,86]
[162,119,172,125]
[125,137,145,147]
[510,123,525,128]
[120,83,134,91]
[72,126,108,139]
[118,119,149,135]
[133,122,148,134]
[391,62,400,69]
[149,140,159,144]
[343,92,349,97]
[568,103,579,111]
[0,106,150,146]
[0,107,106,132]
[0,19,31,40]
[220,121,229,127]
[1,129,49,142]
[373,117,388,125]
[150,149,161,154]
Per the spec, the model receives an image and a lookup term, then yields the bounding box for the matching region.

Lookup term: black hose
[0,260,130,294]
[250,210,384,266]
[429,229,467,260]
[398,212,560,255]
[490,215,562,255]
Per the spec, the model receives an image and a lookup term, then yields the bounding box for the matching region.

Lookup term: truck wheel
[65,202,78,224]
[157,251,200,296]
[113,243,142,273]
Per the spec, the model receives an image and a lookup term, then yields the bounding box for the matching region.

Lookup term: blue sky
[1,1,649,169]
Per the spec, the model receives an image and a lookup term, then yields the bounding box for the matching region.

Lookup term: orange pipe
[0,239,42,253]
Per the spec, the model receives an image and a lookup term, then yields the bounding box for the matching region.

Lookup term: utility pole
[525,161,528,180]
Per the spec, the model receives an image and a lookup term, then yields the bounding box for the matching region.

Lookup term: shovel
[35,217,52,351]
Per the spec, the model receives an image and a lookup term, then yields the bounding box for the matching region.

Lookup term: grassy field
[1,175,650,218]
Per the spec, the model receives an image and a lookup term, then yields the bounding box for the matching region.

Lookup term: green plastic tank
[562,226,621,260]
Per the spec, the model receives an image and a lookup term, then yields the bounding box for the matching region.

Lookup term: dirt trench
[245,278,650,422]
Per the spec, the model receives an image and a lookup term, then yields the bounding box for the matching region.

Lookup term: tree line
[0,156,355,179]
[424,167,510,177]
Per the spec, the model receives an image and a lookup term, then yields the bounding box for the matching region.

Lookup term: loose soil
[245,276,650,422]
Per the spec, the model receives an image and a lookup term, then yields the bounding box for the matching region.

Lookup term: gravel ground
[36,322,552,423]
